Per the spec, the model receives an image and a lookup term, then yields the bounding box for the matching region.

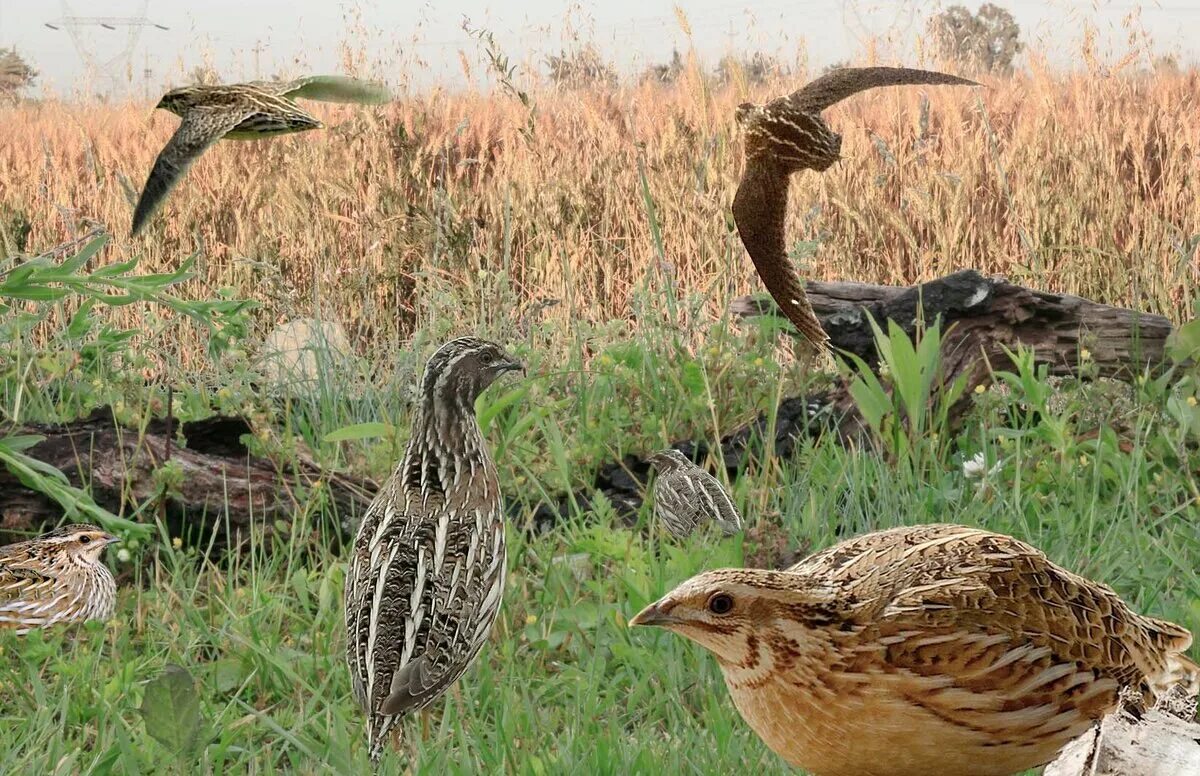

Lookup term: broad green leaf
[55,235,108,274]
[1,285,67,301]
[477,381,531,431]
[0,434,45,453]
[66,299,97,338]
[89,257,141,277]
[1167,318,1200,364]
[322,421,392,443]
[140,664,209,757]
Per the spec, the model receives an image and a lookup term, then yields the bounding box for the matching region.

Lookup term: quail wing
[345,501,505,722]
[731,160,830,349]
[692,471,743,534]
[773,66,979,114]
[131,107,252,235]
[257,75,391,105]
[856,531,1188,704]
[0,558,55,606]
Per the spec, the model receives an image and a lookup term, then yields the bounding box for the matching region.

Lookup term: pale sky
[2,0,1198,98]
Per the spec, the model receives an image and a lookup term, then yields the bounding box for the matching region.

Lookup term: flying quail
[733,67,977,349]
[131,75,390,235]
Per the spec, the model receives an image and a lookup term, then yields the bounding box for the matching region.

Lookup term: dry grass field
[2,47,1199,774]
[2,61,1197,362]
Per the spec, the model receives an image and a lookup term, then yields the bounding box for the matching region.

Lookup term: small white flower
[962,452,1002,480]
[116,548,131,563]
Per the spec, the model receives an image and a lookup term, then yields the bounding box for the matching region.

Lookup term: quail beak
[498,359,524,375]
[102,533,120,546]
[629,600,682,628]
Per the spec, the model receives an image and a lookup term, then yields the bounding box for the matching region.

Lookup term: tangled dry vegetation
[0,63,1197,365]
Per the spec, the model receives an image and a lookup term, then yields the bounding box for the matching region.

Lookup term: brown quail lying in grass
[343,337,523,764]
[646,449,743,539]
[0,524,119,633]
[632,523,1198,776]
[733,67,977,351]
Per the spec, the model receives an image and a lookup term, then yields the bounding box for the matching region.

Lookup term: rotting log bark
[0,407,377,546]
[1043,687,1200,776]
[1,272,1177,540]
[731,268,1173,440]
[531,271,1175,527]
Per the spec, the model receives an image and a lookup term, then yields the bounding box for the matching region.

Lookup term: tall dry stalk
[0,65,1196,367]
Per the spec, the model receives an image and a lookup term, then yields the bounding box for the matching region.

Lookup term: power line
[44,1,169,98]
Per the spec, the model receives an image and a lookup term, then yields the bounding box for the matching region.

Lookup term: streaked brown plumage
[646,449,742,539]
[631,523,1198,776]
[343,337,523,764]
[131,75,390,236]
[0,524,119,633]
[732,67,978,350]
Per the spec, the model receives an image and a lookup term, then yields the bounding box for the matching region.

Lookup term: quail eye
[78,535,91,545]
[707,593,734,615]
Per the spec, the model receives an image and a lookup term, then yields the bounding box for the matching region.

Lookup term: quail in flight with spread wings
[732,67,978,350]
[130,75,390,236]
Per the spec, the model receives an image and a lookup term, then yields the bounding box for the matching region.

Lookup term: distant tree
[545,46,617,89]
[715,52,784,86]
[641,49,685,85]
[927,3,1022,74]
[0,48,38,102]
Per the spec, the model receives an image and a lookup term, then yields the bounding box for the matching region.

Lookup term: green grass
[3,224,1200,774]
[2,317,1199,774]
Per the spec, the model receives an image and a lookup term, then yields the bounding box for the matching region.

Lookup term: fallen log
[1044,686,1200,776]
[0,407,377,546]
[732,269,1173,440]
[735,269,1171,376]
[531,271,1176,525]
[2,272,1176,542]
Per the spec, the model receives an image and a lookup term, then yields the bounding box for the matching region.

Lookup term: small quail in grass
[733,67,977,350]
[646,449,742,540]
[343,337,523,764]
[0,524,119,633]
[131,75,390,235]
[632,523,1198,776]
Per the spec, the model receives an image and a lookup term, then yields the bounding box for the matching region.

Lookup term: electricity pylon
[45,1,168,98]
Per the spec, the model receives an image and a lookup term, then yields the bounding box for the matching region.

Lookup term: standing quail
[646,449,743,539]
[343,337,523,763]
